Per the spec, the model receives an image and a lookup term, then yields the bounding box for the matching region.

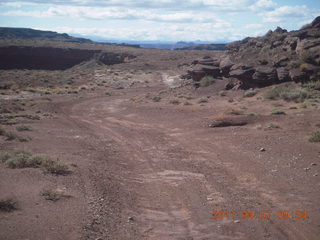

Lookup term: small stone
[313,173,318,177]
[311,163,317,166]
[304,167,311,171]
[128,216,134,222]
[207,197,213,201]
[234,220,240,223]
[260,148,266,152]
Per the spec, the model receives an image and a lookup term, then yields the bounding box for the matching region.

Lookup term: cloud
[262,5,316,23]
[45,21,240,42]
[0,1,36,7]
[0,0,253,11]
[1,5,231,24]
[245,23,263,29]
[249,0,276,11]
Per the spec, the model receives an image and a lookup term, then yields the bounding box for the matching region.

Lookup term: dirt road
[62,86,319,239]
[1,84,319,240]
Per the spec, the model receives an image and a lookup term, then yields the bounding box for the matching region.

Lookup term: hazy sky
[0,0,319,42]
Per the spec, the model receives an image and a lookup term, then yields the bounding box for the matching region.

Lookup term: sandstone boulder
[252,66,278,86]
[219,56,234,75]
[276,68,290,82]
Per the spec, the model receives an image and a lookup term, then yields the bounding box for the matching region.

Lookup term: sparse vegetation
[303,80,320,90]
[219,90,227,96]
[198,97,208,103]
[300,50,316,64]
[42,188,72,202]
[224,108,243,115]
[0,150,70,175]
[300,63,313,73]
[169,99,180,105]
[184,101,192,105]
[309,130,320,142]
[265,84,311,102]
[271,109,286,115]
[152,96,161,102]
[0,199,17,212]
[0,125,6,135]
[16,125,32,131]
[0,113,40,125]
[0,151,12,162]
[4,131,17,141]
[199,76,215,87]
[244,89,258,97]
[42,160,70,175]
[266,123,280,129]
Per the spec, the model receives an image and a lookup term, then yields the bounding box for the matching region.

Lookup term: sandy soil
[0,67,320,240]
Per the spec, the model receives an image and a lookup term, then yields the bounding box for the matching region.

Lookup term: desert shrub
[271,109,286,115]
[16,125,32,131]
[1,150,69,174]
[303,80,320,90]
[265,85,310,102]
[43,160,69,175]
[5,132,17,141]
[309,130,320,142]
[199,76,215,87]
[198,97,208,103]
[244,89,258,97]
[0,151,12,162]
[0,199,17,212]
[0,126,5,135]
[169,99,180,105]
[280,89,310,102]
[266,123,280,129]
[5,151,39,168]
[224,108,243,115]
[219,91,227,96]
[300,63,313,73]
[42,188,72,202]
[300,50,316,64]
[152,96,161,102]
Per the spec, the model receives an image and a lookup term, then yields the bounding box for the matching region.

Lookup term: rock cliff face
[187,16,320,89]
[0,46,135,70]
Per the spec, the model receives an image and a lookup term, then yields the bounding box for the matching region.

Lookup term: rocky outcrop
[0,46,135,70]
[187,16,320,89]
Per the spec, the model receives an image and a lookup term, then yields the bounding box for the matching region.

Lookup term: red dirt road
[1,84,320,240]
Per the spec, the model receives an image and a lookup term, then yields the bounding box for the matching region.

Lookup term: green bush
[199,76,215,87]
[309,130,320,142]
[265,85,311,102]
[1,150,69,174]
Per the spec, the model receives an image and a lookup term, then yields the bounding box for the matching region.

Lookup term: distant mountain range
[0,27,92,43]
[0,27,226,50]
